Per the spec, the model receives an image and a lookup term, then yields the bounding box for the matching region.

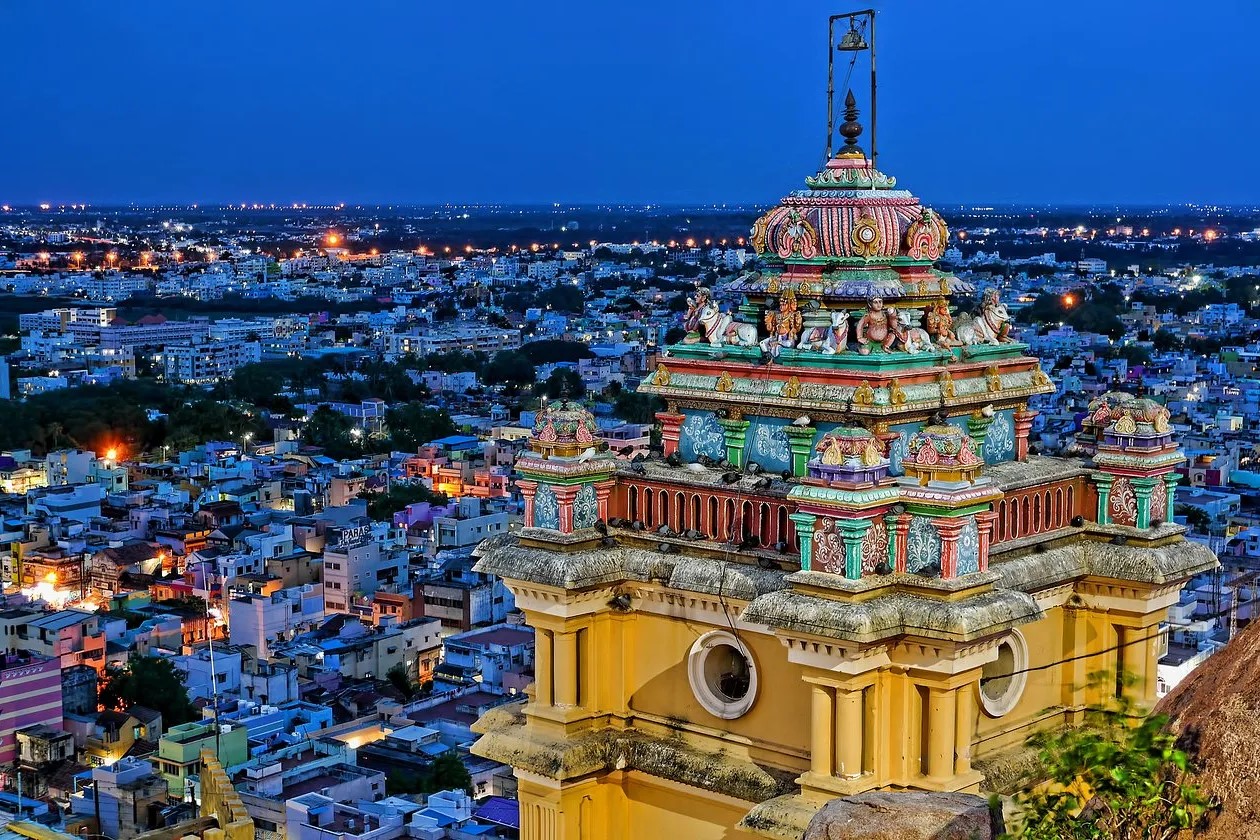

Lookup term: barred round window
[979,629,1028,718]
[688,630,758,720]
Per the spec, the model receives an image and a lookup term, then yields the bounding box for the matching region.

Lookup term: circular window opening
[980,629,1028,718]
[688,631,759,719]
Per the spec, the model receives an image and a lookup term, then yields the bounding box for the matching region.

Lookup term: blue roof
[473,796,520,829]
[428,434,480,448]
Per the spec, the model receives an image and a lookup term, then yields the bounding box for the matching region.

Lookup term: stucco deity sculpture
[760,292,803,357]
[682,287,713,343]
[796,310,849,354]
[855,296,900,354]
[925,299,961,348]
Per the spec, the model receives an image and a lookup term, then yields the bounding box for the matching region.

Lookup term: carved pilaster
[1013,407,1038,461]
[790,512,817,571]
[717,418,751,468]
[933,517,966,580]
[838,518,874,580]
[655,411,685,457]
[784,425,818,477]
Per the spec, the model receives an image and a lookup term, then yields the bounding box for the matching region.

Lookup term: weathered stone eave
[992,534,1217,594]
[740,587,1040,644]
[471,702,797,803]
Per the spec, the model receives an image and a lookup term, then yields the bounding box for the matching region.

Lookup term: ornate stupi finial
[838,89,864,156]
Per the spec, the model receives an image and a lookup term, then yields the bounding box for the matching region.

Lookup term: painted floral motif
[812,518,846,575]
[750,422,791,472]
[533,484,560,530]
[985,410,1015,463]
[861,518,889,575]
[573,483,598,530]
[1150,481,1169,522]
[957,516,980,576]
[906,516,941,573]
[680,412,725,462]
[888,432,909,477]
[1109,477,1137,526]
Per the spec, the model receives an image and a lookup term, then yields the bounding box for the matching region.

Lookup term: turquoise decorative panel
[906,515,941,572]
[889,421,920,477]
[984,409,1016,464]
[573,483,598,529]
[746,417,791,473]
[534,484,559,530]
[679,410,725,462]
[957,515,980,575]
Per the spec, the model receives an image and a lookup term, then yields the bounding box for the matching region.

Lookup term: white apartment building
[161,340,261,385]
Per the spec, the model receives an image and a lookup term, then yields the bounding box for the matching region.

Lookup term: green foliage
[365,482,448,521]
[1022,290,1125,339]
[1151,329,1182,353]
[537,284,585,314]
[385,750,473,796]
[518,339,595,365]
[536,368,585,400]
[1116,345,1152,366]
[613,391,665,424]
[1001,681,1213,840]
[1174,504,1211,533]
[385,403,456,452]
[99,654,198,726]
[483,349,536,390]
[385,663,418,700]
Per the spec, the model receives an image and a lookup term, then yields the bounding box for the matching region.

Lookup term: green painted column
[1162,473,1181,521]
[1093,473,1115,525]
[838,519,873,580]
[1131,477,1158,529]
[784,425,818,477]
[789,512,816,571]
[966,413,993,455]
[717,418,750,468]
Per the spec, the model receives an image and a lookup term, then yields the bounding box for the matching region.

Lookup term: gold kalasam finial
[838,89,864,156]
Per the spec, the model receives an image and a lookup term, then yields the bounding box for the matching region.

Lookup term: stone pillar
[1014,406,1038,461]
[535,628,554,706]
[784,425,817,477]
[518,479,539,528]
[656,411,684,457]
[553,485,579,534]
[925,686,957,783]
[1093,473,1115,525]
[955,683,975,776]
[790,512,817,570]
[1131,477,1158,529]
[839,519,874,580]
[717,418,750,468]
[966,413,993,456]
[810,683,835,777]
[934,518,965,580]
[889,513,911,574]
[974,510,998,572]
[836,687,864,779]
[554,631,579,707]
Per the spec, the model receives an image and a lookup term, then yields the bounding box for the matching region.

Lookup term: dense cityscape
[2,5,1260,840]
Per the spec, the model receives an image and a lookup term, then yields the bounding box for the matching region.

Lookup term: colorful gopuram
[471,73,1214,840]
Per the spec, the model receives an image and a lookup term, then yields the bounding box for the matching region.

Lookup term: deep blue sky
[5,0,1256,206]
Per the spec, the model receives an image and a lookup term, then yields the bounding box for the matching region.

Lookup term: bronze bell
[836,24,868,51]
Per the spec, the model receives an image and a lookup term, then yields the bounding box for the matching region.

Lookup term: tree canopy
[99,654,198,726]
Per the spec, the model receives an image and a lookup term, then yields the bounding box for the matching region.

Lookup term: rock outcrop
[803,792,999,840]
[1158,618,1260,840]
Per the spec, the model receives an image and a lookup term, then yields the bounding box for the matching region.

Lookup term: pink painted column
[656,411,685,457]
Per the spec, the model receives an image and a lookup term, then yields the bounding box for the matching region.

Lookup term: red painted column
[517,479,538,528]
[594,480,614,522]
[889,513,911,573]
[554,485,579,534]
[656,411,685,457]
[974,509,999,572]
[934,518,966,580]
[1014,408,1038,461]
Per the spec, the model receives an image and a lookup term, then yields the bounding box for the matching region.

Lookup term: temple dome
[750,155,949,265]
[530,399,602,458]
[1104,397,1173,436]
[814,426,883,467]
[902,422,984,486]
